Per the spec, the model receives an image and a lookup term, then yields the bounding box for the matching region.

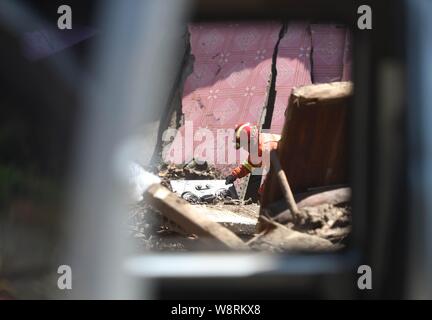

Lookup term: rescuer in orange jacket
[225,123,281,194]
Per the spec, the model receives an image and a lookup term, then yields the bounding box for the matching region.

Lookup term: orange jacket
[231,133,281,179]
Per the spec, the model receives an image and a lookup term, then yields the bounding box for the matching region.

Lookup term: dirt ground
[129,163,351,252]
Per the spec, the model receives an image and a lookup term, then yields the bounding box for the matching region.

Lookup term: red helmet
[234,122,257,149]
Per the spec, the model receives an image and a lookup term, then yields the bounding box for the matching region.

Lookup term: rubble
[248,217,337,252]
[127,147,351,252]
[129,179,350,252]
[127,160,350,251]
[299,204,351,244]
[170,179,238,204]
[144,183,249,250]
[157,162,224,189]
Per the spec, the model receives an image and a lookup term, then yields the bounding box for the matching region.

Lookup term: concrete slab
[195,205,258,236]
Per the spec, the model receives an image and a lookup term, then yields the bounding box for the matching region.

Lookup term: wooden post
[269,150,300,216]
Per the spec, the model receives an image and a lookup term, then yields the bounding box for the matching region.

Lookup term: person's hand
[225,175,236,185]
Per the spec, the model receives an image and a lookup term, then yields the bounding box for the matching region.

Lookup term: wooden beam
[297,187,351,208]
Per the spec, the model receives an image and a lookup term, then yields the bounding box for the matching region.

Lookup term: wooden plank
[269,150,300,216]
[144,184,249,250]
[296,187,351,208]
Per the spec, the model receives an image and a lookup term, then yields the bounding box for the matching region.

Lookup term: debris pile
[270,203,351,245]
[157,162,224,189]
[128,123,351,252]
[248,217,337,253]
[296,204,351,244]
[127,149,351,252]
[128,169,351,252]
